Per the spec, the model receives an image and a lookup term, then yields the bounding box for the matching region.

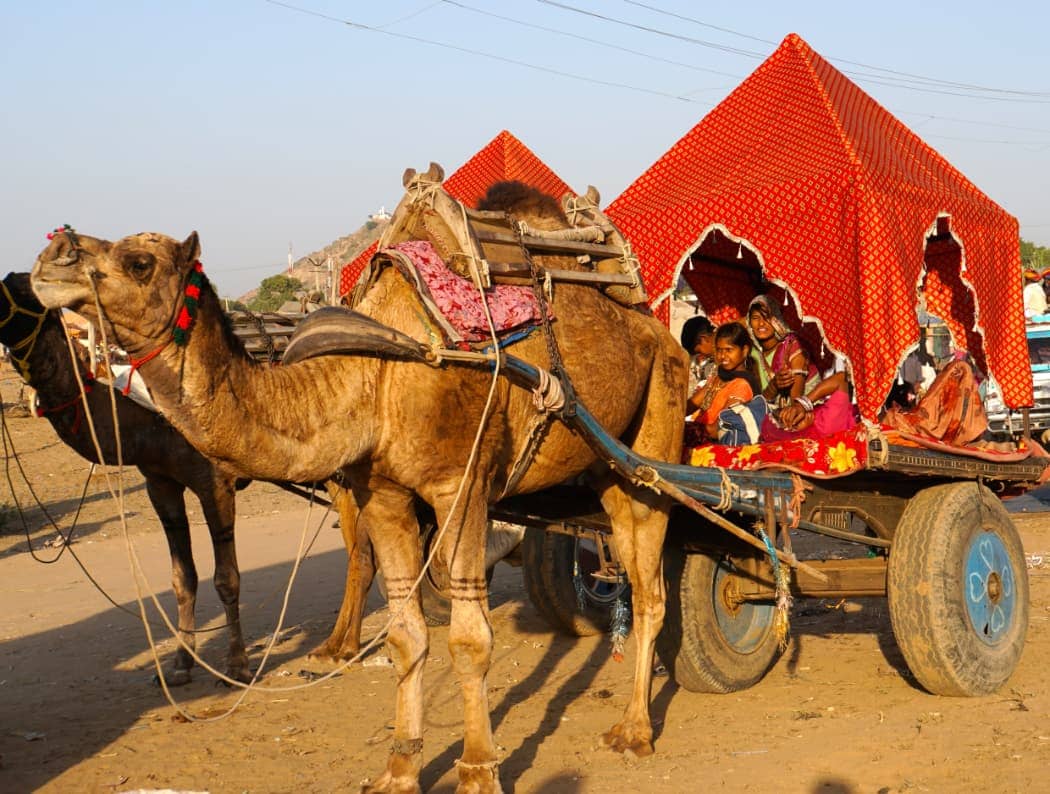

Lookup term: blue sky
[3,1,1048,297]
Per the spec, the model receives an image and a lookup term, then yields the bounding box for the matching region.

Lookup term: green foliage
[222,298,248,313]
[248,275,304,312]
[1021,238,1050,270]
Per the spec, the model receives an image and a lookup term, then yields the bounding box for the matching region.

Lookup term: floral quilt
[391,240,549,342]
[684,424,870,478]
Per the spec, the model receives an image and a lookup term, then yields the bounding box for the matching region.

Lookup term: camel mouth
[29,270,90,311]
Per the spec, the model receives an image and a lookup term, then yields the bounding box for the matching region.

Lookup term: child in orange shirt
[687,322,760,443]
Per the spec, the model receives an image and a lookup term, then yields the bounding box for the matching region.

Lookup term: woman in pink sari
[747,295,856,441]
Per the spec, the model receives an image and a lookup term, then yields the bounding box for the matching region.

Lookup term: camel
[30,180,687,793]
[0,271,373,681]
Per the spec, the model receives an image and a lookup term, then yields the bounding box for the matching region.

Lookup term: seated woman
[747,295,856,441]
[686,322,763,444]
[774,366,858,440]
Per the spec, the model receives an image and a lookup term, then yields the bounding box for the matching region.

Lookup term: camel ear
[585,185,600,205]
[402,167,417,188]
[180,232,201,272]
[424,162,444,183]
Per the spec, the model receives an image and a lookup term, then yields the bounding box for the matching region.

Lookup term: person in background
[687,322,760,443]
[1023,270,1047,319]
[680,314,716,395]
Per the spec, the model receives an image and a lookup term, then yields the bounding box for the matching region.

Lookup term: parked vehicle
[985,319,1050,442]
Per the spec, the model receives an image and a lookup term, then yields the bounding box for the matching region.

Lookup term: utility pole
[328,255,336,305]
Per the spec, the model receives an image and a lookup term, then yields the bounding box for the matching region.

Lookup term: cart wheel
[521,527,623,636]
[656,545,780,693]
[887,482,1029,696]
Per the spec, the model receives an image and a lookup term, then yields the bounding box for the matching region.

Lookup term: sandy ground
[3,364,1050,793]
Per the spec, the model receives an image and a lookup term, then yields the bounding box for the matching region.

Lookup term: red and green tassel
[173,261,204,347]
[46,224,75,240]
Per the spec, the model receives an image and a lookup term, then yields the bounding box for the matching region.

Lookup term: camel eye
[125,255,155,280]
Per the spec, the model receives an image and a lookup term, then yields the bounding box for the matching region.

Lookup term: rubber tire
[521,527,622,636]
[887,482,1029,696]
[656,545,780,693]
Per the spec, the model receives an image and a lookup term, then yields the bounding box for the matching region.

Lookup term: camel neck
[138,289,378,482]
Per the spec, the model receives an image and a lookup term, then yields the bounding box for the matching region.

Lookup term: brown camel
[30,182,687,793]
[0,271,373,681]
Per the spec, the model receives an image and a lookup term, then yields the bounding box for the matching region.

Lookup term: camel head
[31,229,202,356]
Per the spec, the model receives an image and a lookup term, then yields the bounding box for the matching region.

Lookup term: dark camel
[30,182,687,793]
[1,272,373,683]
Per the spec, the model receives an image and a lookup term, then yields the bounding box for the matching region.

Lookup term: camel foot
[307,640,359,664]
[359,745,423,793]
[359,767,422,794]
[454,759,503,794]
[225,661,254,685]
[154,668,192,687]
[602,721,654,758]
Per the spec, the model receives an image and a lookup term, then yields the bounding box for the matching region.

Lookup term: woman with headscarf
[747,294,856,441]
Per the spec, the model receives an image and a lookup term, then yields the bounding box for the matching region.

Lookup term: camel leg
[596,335,685,757]
[597,482,669,757]
[439,493,502,794]
[359,482,428,794]
[196,474,251,683]
[309,484,375,661]
[144,475,198,687]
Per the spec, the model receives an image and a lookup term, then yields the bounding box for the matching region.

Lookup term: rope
[716,467,737,510]
[758,527,792,651]
[865,420,891,466]
[788,474,811,529]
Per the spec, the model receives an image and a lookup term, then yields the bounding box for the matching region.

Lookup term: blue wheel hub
[714,562,774,653]
[964,531,1016,645]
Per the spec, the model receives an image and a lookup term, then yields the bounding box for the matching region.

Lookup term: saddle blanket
[684,424,870,479]
[391,240,550,342]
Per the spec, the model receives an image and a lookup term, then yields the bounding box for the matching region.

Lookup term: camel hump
[282,306,431,367]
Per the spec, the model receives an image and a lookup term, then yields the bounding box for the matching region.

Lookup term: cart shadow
[785,597,913,684]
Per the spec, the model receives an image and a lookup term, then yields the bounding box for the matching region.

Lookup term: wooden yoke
[360,163,650,310]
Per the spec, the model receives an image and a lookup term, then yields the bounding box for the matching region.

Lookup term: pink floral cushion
[392,240,550,342]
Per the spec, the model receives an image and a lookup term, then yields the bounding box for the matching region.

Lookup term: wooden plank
[474,228,621,259]
[486,261,635,286]
[732,556,888,599]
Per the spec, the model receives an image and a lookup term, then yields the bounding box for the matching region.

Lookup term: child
[687,322,761,443]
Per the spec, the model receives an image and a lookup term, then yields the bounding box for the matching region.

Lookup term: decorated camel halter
[123,260,204,394]
[0,278,48,381]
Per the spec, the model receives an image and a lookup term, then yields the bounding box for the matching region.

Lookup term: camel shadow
[0,480,150,560]
[421,569,679,793]
[0,543,376,792]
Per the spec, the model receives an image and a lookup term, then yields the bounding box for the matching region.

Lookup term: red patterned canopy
[606,33,1030,421]
[338,130,571,297]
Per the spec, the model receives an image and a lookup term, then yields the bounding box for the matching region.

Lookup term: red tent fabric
[338,130,572,297]
[606,33,1030,421]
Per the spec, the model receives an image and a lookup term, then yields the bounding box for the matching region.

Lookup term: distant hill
[238,217,388,303]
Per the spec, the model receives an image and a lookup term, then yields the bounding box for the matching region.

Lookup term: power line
[442,0,744,80]
[261,0,1050,146]
[263,0,701,103]
[619,0,1050,98]
[621,0,777,46]
[536,0,768,59]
